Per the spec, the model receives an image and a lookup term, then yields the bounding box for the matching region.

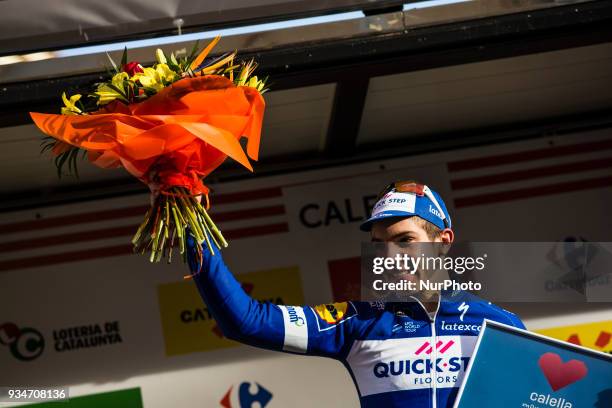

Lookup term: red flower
[122,62,143,76]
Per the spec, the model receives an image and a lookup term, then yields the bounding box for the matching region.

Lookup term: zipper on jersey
[409,295,442,408]
[431,300,441,408]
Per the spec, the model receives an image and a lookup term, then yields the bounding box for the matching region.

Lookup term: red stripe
[438,340,454,354]
[0,206,148,235]
[0,206,286,253]
[0,188,283,235]
[454,175,612,208]
[212,187,282,204]
[0,205,285,244]
[0,223,289,272]
[213,205,285,222]
[448,139,612,172]
[224,223,289,239]
[0,244,134,273]
[0,225,135,253]
[451,157,612,190]
[415,342,430,355]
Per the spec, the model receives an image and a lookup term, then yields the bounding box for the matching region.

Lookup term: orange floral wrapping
[30,75,265,196]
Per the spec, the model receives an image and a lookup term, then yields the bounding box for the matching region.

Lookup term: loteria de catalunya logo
[0,322,44,361]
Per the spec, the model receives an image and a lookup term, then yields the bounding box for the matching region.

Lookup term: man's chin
[396,273,419,283]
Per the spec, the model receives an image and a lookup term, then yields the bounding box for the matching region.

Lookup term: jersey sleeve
[485,302,526,330]
[186,234,357,358]
[502,308,526,330]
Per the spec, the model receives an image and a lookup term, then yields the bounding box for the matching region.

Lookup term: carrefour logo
[287,306,305,327]
[221,382,273,408]
[0,322,45,362]
[373,340,469,383]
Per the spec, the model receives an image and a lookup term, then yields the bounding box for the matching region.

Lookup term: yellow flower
[133,67,162,92]
[233,59,266,92]
[132,64,177,92]
[155,48,167,64]
[235,60,255,86]
[95,72,130,105]
[111,72,129,88]
[156,63,178,83]
[245,75,266,92]
[61,92,83,115]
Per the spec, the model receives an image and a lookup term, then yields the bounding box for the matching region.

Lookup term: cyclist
[187,181,524,408]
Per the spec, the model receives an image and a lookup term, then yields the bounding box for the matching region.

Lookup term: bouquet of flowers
[30,36,267,266]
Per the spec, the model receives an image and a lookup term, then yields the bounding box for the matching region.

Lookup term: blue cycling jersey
[187,237,525,408]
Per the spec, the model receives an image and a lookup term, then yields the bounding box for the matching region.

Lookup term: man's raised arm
[186,234,353,357]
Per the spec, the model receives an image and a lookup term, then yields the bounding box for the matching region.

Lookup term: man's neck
[422,301,438,314]
[416,291,440,315]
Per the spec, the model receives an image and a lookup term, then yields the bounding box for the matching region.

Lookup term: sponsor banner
[455,321,612,408]
[1,133,611,408]
[19,388,143,407]
[536,321,612,355]
[0,320,123,363]
[347,335,476,397]
[158,267,304,356]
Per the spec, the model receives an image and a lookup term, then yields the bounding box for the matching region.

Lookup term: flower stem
[131,185,227,263]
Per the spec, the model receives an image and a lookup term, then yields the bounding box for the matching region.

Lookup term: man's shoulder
[442,291,525,329]
[481,301,524,329]
[464,299,524,329]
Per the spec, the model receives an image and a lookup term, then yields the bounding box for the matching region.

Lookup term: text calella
[529,392,572,408]
[299,196,377,228]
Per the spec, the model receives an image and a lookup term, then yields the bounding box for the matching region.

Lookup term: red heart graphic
[538,352,588,391]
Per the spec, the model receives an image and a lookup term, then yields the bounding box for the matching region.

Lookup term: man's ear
[437,229,454,256]
[440,228,454,244]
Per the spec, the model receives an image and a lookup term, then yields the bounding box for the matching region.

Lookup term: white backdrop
[1,129,611,407]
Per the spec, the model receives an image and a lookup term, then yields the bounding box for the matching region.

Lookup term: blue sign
[455,320,612,408]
